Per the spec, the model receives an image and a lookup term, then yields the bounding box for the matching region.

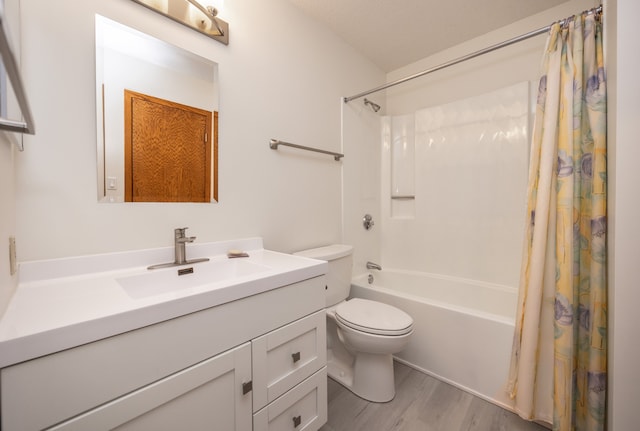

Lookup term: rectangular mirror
[95,15,218,203]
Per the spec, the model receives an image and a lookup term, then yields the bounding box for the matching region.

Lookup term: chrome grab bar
[269,139,344,161]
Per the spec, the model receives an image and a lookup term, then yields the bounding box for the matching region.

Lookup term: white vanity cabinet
[0,276,328,431]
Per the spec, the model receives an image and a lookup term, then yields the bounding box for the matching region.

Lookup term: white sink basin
[117,259,271,299]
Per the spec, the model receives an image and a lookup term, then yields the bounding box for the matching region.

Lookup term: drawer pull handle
[242,380,253,395]
[293,415,302,427]
[292,351,301,363]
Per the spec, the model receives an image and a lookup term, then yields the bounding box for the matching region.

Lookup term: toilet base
[326,308,404,403]
[353,352,395,402]
[327,348,396,403]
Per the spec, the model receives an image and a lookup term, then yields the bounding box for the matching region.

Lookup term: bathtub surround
[385,114,416,219]
[389,115,415,198]
[383,82,530,286]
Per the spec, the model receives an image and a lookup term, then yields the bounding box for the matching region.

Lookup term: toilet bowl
[333,298,413,402]
[294,245,414,403]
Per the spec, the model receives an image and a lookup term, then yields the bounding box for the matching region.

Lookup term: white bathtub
[350,269,518,409]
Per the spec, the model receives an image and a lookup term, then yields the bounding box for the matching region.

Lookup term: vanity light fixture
[185,0,226,36]
[130,0,229,45]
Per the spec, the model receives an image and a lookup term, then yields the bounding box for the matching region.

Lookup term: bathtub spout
[366,261,382,271]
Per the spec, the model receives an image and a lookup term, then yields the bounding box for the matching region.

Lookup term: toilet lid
[335,298,413,336]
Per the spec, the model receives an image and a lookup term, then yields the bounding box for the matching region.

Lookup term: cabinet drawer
[252,310,326,411]
[253,367,327,431]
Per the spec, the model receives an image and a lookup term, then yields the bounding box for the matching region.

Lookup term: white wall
[607,0,640,429]
[11,0,384,268]
[0,137,17,316]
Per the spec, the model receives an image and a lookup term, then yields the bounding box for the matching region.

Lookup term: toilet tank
[294,244,353,307]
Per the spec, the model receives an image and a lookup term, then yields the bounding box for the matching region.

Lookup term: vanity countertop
[0,238,326,369]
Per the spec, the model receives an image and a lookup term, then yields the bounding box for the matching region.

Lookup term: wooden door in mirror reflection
[124,90,217,202]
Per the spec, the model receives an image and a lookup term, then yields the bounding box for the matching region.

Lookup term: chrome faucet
[147,227,210,270]
[366,261,382,271]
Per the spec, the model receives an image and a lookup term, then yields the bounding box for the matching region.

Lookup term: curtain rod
[344,5,603,103]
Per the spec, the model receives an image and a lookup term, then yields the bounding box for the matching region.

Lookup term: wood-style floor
[319,361,549,431]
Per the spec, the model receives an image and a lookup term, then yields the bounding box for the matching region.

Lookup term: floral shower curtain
[507,10,606,431]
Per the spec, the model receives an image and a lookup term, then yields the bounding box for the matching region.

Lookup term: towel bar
[269,139,343,161]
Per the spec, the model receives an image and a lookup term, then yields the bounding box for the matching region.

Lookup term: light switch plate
[107,176,117,190]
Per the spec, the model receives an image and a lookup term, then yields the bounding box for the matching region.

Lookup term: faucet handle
[175,227,189,237]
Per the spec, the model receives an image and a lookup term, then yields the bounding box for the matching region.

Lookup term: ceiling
[286,0,570,72]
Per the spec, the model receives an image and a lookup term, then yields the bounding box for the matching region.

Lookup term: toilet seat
[335,298,413,336]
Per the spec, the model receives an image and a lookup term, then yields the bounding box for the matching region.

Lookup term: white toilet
[294,244,413,402]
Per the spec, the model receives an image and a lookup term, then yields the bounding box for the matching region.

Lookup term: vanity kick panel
[1,276,325,431]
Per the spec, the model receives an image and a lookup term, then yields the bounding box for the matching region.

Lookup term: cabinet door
[252,310,326,411]
[48,343,252,431]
